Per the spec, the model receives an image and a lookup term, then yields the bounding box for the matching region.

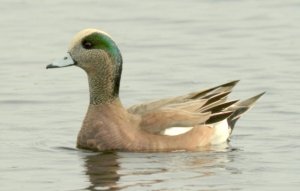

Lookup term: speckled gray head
[47,29,123,104]
[47,29,122,70]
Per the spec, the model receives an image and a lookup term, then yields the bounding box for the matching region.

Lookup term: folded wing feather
[127,80,241,135]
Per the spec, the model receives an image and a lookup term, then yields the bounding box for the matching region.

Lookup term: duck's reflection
[82,145,240,190]
[83,152,120,191]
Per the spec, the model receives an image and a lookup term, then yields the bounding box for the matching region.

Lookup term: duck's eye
[82,41,93,49]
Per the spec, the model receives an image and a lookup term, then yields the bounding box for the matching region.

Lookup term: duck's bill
[46,53,76,69]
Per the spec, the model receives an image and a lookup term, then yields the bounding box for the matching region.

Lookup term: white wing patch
[162,120,231,145]
[163,127,194,136]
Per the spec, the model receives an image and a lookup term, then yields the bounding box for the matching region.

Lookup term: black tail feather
[226,92,265,131]
[227,106,248,131]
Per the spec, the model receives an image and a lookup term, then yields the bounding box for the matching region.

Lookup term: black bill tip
[46,64,59,69]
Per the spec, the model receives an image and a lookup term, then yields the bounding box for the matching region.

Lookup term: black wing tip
[222,80,240,87]
[190,80,240,99]
[202,99,239,113]
[202,90,232,106]
[206,111,234,124]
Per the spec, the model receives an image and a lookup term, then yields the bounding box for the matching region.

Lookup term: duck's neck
[87,61,122,105]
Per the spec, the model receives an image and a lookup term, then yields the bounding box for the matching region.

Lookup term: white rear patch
[210,119,230,145]
[162,120,231,145]
[163,127,193,136]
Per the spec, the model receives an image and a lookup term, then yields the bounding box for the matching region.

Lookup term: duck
[46,28,264,152]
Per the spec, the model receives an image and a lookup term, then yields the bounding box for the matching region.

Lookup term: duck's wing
[138,92,264,137]
[127,80,239,115]
[138,107,211,134]
[139,105,235,135]
[127,80,242,134]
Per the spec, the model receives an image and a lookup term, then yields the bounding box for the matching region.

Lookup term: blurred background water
[0,0,299,190]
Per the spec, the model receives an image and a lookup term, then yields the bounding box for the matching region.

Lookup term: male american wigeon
[47,29,264,152]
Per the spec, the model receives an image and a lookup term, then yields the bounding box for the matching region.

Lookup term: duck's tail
[226,92,265,133]
[207,92,264,145]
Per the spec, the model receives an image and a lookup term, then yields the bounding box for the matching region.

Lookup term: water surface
[1,0,299,190]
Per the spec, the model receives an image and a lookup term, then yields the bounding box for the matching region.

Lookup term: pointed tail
[226,92,265,132]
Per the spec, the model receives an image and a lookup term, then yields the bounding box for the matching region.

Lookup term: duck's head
[47,29,123,104]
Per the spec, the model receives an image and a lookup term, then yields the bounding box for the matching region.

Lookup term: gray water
[1,0,299,190]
